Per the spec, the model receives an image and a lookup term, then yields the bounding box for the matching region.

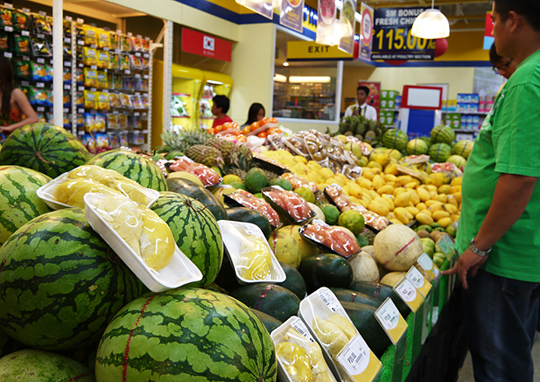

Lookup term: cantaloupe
[380,271,406,287]
[374,224,423,271]
[348,251,380,283]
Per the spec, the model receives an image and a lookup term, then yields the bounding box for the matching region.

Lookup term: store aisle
[457,334,540,381]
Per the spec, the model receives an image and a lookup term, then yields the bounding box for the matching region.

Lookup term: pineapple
[205,136,254,171]
[204,137,237,163]
[186,145,224,168]
[161,128,211,153]
[223,166,247,181]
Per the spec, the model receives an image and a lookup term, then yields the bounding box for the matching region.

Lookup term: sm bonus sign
[371,7,435,61]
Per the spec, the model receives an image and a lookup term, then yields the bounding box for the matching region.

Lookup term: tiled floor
[457,334,540,381]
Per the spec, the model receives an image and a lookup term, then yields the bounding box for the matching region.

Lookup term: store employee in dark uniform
[343,85,377,121]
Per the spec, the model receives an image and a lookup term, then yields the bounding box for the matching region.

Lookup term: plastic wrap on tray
[263,186,315,224]
[281,172,320,193]
[167,157,221,187]
[300,219,360,259]
[324,184,389,232]
[252,152,288,174]
[225,189,280,227]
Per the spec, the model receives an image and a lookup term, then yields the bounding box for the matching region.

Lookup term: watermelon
[0,349,94,381]
[446,155,467,169]
[95,288,277,381]
[0,208,145,351]
[428,143,452,163]
[382,129,408,150]
[86,149,167,191]
[430,125,455,145]
[405,138,429,155]
[452,139,474,159]
[0,166,51,245]
[150,192,223,287]
[0,123,90,178]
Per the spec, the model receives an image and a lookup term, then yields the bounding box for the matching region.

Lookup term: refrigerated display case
[152,60,204,147]
[199,70,233,129]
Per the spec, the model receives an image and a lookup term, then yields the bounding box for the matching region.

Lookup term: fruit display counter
[0,121,465,381]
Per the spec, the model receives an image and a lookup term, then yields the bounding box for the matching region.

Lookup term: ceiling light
[289,76,331,83]
[411,0,450,39]
[283,61,289,66]
[274,74,287,83]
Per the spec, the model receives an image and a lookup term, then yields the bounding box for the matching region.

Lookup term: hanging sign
[236,0,273,19]
[316,0,336,45]
[371,7,435,61]
[359,2,374,60]
[287,40,353,60]
[483,12,494,49]
[338,0,356,54]
[181,28,232,62]
[280,0,304,33]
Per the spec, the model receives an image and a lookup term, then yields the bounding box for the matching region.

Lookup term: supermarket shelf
[443,111,489,115]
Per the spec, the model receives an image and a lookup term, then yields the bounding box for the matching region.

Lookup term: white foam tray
[84,193,202,292]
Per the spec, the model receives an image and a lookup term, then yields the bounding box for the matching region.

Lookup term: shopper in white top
[343,85,378,121]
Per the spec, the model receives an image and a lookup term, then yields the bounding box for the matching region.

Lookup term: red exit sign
[182,28,232,62]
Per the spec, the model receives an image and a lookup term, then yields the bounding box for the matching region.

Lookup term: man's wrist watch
[469,237,492,257]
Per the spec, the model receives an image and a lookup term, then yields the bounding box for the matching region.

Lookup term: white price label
[37,33,44,39]
[90,65,97,70]
[134,112,140,116]
[317,289,340,312]
[77,108,84,113]
[124,70,131,75]
[64,37,71,43]
[291,318,314,342]
[37,107,45,112]
[143,53,149,58]
[37,58,45,64]
[406,267,425,289]
[375,299,399,331]
[3,52,12,58]
[395,279,417,302]
[337,335,370,375]
[36,82,45,88]
[135,73,141,78]
[21,30,29,36]
[90,88,97,92]
[77,40,85,46]
[63,108,69,113]
[21,81,29,87]
[4,26,13,32]
[143,74,149,79]
[65,15,72,21]
[4,3,13,9]
[38,11,46,16]
[64,84,71,90]
[78,86,84,91]
[64,61,72,67]
[417,253,434,271]
[135,52,141,57]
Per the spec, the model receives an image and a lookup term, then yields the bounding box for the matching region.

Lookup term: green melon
[86,149,167,191]
[430,125,455,145]
[452,139,474,159]
[95,288,277,381]
[382,129,408,151]
[150,192,223,287]
[0,166,51,245]
[446,155,467,169]
[0,208,145,351]
[0,123,90,178]
[405,138,429,155]
[0,349,94,381]
[428,143,452,163]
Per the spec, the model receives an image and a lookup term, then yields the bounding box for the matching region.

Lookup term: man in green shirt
[443,1,540,381]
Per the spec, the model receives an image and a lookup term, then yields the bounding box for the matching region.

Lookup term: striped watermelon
[0,208,145,351]
[405,138,429,155]
[150,192,223,287]
[447,155,467,169]
[0,123,90,178]
[0,349,94,381]
[452,139,474,159]
[382,129,408,150]
[0,166,51,245]
[430,125,455,145]
[95,288,277,382]
[86,149,167,191]
[428,143,452,163]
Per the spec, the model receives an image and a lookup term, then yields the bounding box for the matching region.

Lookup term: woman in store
[0,57,38,139]
[242,102,265,128]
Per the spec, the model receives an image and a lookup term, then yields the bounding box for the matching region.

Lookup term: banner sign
[236,0,273,20]
[281,0,304,33]
[287,40,352,60]
[371,7,435,60]
[316,0,336,45]
[338,0,356,54]
[182,28,232,62]
[483,12,494,49]
[359,2,374,60]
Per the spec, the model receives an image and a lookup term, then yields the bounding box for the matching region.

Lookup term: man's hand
[441,248,488,289]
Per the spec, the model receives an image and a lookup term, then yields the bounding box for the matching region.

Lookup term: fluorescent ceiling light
[283,61,290,66]
[289,76,331,83]
[274,74,287,83]
[411,1,450,39]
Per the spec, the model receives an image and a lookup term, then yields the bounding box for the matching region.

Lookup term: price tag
[143,53,149,58]
[90,88,97,92]
[39,11,46,16]
[394,278,424,312]
[337,335,382,380]
[317,288,341,312]
[65,15,73,22]
[436,234,456,261]
[63,108,69,113]
[3,52,12,58]
[36,82,45,88]
[90,65,97,70]
[134,112,140,116]
[22,7,30,13]
[21,81,29,87]
[90,44,97,49]
[416,253,441,285]
[77,40,85,46]
[4,26,13,32]
[77,108,84,113]
[37,107,45,112]
[127,32,133,37]
[406,266,432,298]
[102,89,109,93]
[135,73,141,78]
[124,70,131,75]
[64,61,72,67]
[64,84,71,90]
[78,63,84,68]
[135,52,141,57]
[143,74,149,79]
[374,298,407,344]
[78,86,84,91]
[64,37,71,43]
[37,33,44,39]
[21,30,29,36]
[37,58,45,64]
[290,318,315,342]
[77,18,84,24]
